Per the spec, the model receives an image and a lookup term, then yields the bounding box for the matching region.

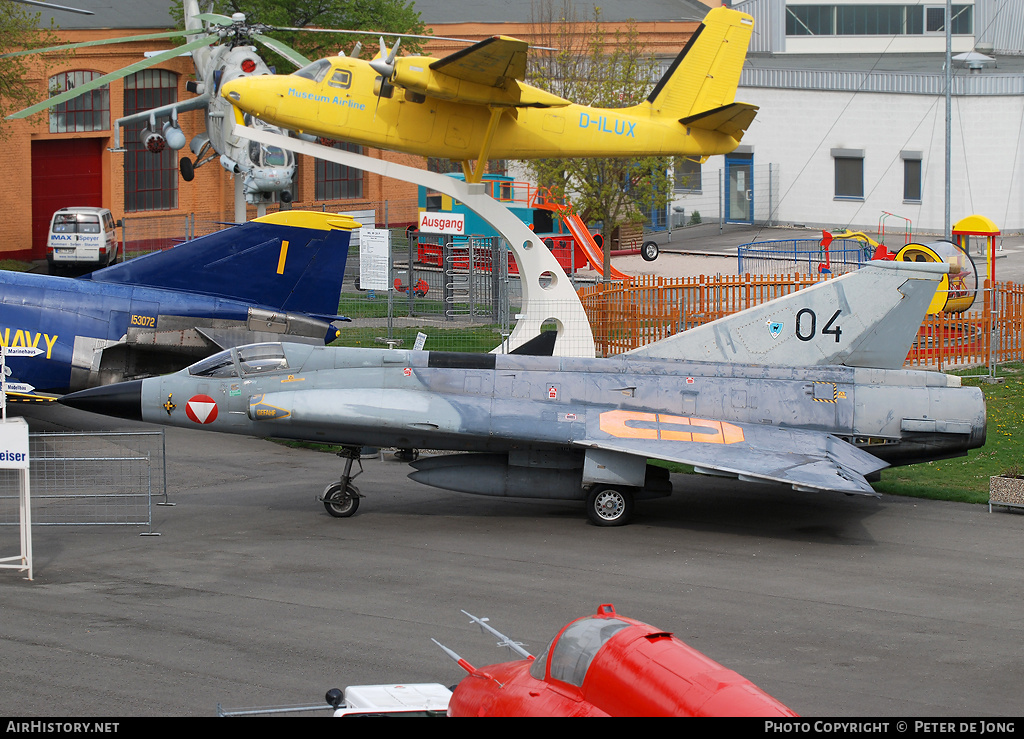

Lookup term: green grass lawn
[331,324,512,353]
[0,260,34,272]
[872,365,1024,504]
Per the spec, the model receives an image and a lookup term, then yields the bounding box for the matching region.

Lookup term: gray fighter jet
[61,260,987,526]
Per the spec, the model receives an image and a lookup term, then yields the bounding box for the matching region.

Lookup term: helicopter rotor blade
[14,0,94,15]
[195,12,235,26]
[266,27,557,52]
[253,34,312,68]
[269,27,477,45]
[6,35,219,120]
[0,30,190,59]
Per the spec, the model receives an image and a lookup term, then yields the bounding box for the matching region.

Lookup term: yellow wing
[390,36,569,108]
[429,36,529,88]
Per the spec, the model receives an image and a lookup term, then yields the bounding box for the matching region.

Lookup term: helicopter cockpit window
[546,617,630,688]
[263,146,288,167]
[237,344,289,374]
[328,69,352,90]
[188,349,237,378]
[293,59,331,83]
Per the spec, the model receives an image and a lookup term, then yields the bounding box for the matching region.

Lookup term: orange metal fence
[578,274,1024,370]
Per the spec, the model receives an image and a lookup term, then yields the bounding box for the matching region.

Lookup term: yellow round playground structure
[894,241,978,314]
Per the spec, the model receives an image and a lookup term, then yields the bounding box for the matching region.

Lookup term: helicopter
[5,1,349,217]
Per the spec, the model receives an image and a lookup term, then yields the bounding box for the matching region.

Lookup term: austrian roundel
[185,395,219,424]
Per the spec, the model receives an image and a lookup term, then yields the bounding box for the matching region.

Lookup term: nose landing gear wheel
[585,486,634,527]
[323,482,360,518]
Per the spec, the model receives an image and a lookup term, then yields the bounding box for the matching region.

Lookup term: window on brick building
[124,70,178,212]
[315,140,363,200]
[48,71,110,133]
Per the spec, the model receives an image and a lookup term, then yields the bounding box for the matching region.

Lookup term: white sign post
[0,346,37,580]
[0,417,32,580]
[359,227,392,292]
[1,346,42,421]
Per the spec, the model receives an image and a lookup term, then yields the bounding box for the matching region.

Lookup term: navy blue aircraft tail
[85,211,353,319]
[1,211,356,395]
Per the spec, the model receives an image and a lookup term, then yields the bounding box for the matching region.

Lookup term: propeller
[368,37,401,120]
[369,36,401,80]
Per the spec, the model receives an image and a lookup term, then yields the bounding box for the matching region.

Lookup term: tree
[0,0,66,139]
[524,0,673,280]
[170,0,428,61]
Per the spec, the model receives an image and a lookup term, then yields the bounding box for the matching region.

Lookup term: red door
[31,138,103,259]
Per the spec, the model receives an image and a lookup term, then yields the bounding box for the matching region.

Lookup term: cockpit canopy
[188,343,290,379]
[529,616,631,686]
[292,58,332,83]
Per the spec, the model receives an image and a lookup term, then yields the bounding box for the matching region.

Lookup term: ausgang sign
[418,211,465,235]
[0,418,29,469]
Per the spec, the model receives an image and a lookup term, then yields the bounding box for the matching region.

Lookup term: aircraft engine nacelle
[389,58,569,108]
[220,154,240,174]
[161,121,187,151]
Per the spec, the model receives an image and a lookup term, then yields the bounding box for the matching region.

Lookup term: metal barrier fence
[905,282,1024,373]
[578,273,821,355]
[737,239,873,276]
[0,431,165,527]
[578,274,1024,371]
[120,213,196,258]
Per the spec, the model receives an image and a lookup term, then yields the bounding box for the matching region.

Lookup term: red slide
[563,213,630,280]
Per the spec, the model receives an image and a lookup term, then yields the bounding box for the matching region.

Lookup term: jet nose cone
[59,380,144,422]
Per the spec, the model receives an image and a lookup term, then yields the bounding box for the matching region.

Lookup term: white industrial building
[671,0,1024,236]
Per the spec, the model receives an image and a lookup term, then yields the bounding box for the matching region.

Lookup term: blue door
[725,154,753,224]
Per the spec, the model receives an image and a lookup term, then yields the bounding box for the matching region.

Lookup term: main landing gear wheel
[323,482,360,518]
[585,486,634,527]
[641,240,659,262]
[179,156,195,182]
[394,448,419,462]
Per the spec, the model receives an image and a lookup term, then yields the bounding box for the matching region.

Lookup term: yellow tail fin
[647,7,755,124]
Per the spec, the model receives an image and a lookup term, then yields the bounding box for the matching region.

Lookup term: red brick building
[1,0,715,260]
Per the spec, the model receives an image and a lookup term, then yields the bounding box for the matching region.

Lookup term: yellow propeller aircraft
[221,7,758,183]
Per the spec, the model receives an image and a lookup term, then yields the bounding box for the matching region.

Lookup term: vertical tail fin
[87,212,355,317]
[647,7,756,126]
[624,261,947,370]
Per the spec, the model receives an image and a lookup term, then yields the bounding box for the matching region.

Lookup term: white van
[47,207,121,269]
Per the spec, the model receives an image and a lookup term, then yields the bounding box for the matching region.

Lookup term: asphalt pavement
[1,402,1022,717]
[639,222,1024,283]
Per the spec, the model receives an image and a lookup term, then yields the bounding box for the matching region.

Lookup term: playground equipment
[823,212,979,315]
[953,214,1000,285]
[416,175,638,280]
